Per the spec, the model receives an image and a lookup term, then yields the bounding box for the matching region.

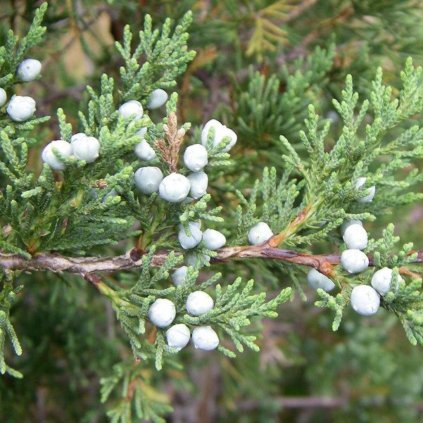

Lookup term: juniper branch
[0,245,421,277]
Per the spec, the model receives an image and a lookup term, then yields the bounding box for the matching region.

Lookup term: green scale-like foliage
[0,3,423,423]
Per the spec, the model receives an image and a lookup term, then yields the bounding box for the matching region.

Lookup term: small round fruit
[7,95,36,122]
[134,167,163,194]
[340,219,363,236]
[202,229,226,250]
[148,298,176,328]
[135,139,156,161]
[171,266,188,286]
[147,89,168,109]
[187,171,208,199]
[307,268,335,292]
[343,223,368,250]
[371,267,399,295]
[17,58,42,81]
[41,140,73,170]
[118,100,143,120]
[186,291,214,316]
[247,222,273,245]
[183,144,208,172]
[71,134,100,163]
[192,326,219,351]
[0,88,7,107]
[178,222,203,250]
[350,285,380,316]
[159,173,191,203]
[340,249,369,274]
[166,324,190,350]
[355,177,376,203]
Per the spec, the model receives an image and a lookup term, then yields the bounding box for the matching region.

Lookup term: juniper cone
[1,2,423,423]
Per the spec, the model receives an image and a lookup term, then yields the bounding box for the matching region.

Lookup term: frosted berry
[171,266,188,286]
[183,144,208,172]
[201,119,237,152]
[135,140,156,161]
[71,133,100,163]
[186,291,214,316]
[200,119,220,145]
[0,88,7,107]
[350,285,380,316]
[41,140,73,170]
[187,171,208,199]
[355,177,376,203]
[192,326,219,351]
[178,222,203,250]
[148,298,176,328]
[7,95,36,121]
[340,249,369,274]
[202,229,226,250]
[307,268,335,292]
[342,223,368,250]
[118,100,143,120]
[341,219,363,235]
[147,89,168,109]
[134,166,163,194]
[17,58,42,81]
[159,173,191,203]
[248,222,273,245]
[371,267,398,295]
[166,324,190,350]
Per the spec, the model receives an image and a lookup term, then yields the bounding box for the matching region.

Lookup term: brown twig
[0,245,422,277]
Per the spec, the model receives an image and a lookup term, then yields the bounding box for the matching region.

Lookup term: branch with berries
[0,244,422,276]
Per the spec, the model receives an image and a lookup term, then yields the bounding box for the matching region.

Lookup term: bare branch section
[0,246,422,277]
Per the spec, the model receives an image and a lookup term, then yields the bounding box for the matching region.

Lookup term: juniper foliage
[0,2,422,422]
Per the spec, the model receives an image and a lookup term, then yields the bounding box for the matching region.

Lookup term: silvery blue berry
[202,229,226,250]
[134,167,163,194]
[183,144,208,172]
[178,222,203,250]
[340,219,363,235]
[7,95,36,121]
[192,326,219,350]
[166,324,190,350]
[148,298,176,328]
[248,222,273,245]
[71,133,100,163]
[118,100,143,120]
[187,171,208,199]
[201,119,237,152]
[17,58,42,81]
[135,140,156,161]
[355,177,376,203]
[307,268,335,292]
[41,140,73,170]
[371,267,398,295]
[200,119,220,145]
[342,223,368,250]
[0,88,7,107]
[159,173,191,203]
[340,249,369,273]
[171,266,188,286]
[350,285,380,316]
[186,291,214,316]
[147,89,168,109]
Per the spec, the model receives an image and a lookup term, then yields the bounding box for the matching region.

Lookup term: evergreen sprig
[0,276,23,378]
[116,12,196,101]
[100,359,173,423]
[0,2,47,89]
